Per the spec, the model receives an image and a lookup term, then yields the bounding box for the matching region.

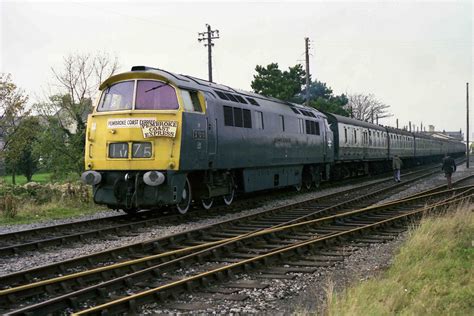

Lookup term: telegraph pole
[198,24,220,82]
[305,37,310,106]
[467,82,470,168]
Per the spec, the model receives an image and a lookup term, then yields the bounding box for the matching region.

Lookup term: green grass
[0,201,106,225]
[1,173,52,185]
[324,203,474,316]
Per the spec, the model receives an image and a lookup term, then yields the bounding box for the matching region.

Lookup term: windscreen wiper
[145,82,169,93]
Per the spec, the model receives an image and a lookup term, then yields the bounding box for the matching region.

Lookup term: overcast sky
[1,0,472,136]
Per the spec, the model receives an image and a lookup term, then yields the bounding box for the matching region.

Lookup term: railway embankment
[301,203,473,316]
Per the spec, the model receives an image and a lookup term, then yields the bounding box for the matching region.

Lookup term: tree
[4,116,41,183]
[251,63,305,102]
[346,93,391,122]
[300,81,349,116]
[0,74,30,183]
[0,74,29,152]
[35,52,119,176]
[251,62,349,116]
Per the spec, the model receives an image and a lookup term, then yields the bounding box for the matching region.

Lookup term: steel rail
[0,160,458,256]
[1,172,472,313]
[1,166,464,294]
[71,192,473,315]
[3,186,472,315]
[3,183,468,297]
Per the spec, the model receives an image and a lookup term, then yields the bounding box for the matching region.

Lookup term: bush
[0,181,92,219]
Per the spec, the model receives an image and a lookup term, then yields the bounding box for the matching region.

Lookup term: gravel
[140,234,408,315]
[0,177,383,276]
[1,164,473,314]
[375,163,473,205]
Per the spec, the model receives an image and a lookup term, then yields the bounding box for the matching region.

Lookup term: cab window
[135,80,179,110]
[97,81,134,112]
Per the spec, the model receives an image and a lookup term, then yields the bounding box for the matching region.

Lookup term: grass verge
[1,173,52,185]
[326,203,473,316]
[0,200,107,225]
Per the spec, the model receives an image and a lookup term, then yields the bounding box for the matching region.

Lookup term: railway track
[77,187,471,316]
[0,161,458,257]
[1,172,472,315]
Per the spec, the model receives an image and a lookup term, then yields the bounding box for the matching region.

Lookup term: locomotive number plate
[108,142,128,158]
[193,129,206,140]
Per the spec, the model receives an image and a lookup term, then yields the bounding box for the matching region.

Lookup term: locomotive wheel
[176,178,192,214]
[223,187,235,206]
[123,208,138,215]
[201,198,214,210]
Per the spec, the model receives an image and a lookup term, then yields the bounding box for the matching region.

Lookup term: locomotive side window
[181,90,203,112]
[135,80,179,110]
[224,106,252,129]
[235,95,248,104]
[189,91,203,112]
[279,115,285,132]
[215,90,229,100]
[98,81,134,112]
[291,107,301,114]
[298,118,304,134]
[223,106,234,126]
[305,120,320,135]
[247,98,260,106]
[243,109,252,128]
[344,127,348,144]
[225,93,238,102]
[255,111,264,129]
[234,107,243,127]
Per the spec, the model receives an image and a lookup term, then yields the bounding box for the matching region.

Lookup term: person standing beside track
[392,154,403,182]
[442,154,456,189]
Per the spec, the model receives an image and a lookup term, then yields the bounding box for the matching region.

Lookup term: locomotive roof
[99,65,326,118]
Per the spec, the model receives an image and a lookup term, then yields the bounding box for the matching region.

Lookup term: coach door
[363,129,368,159]
[323,119,334,162]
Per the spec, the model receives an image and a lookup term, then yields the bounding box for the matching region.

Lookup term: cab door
[204,92,217,167]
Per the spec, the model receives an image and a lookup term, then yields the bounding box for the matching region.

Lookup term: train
[81,66,465,214]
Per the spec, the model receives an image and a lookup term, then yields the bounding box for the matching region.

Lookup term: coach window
[354,130,357,144]
[344,128,348,143]
[255,111,264,130]
[181,90,203,112]
[279,115,285,132]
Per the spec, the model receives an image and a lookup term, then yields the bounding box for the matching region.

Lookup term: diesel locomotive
[81,66,465,214]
